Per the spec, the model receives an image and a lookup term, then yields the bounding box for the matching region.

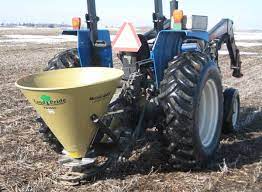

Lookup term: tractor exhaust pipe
[86,0,99,45]
[170,0,178,18]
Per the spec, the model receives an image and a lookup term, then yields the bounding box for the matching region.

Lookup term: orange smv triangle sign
[112,22,142,52]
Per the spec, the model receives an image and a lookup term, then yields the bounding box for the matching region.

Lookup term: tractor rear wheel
[37,48,80,154]
[44,48,80,71]
[159,52,223,169]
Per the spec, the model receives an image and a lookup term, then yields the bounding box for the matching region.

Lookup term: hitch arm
[90,114,119,144]
[209,19,243,78]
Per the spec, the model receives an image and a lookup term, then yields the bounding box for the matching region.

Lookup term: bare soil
[0,29,261,192]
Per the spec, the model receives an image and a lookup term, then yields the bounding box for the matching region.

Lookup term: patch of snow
[236,42,262,47]
[0,44,27,47]
[48,47,68,50]
[0,27,26,31]
[0,35,77,44]
[106,27,120,31]
[235,32,262,41]
[219,50,258,55]
[239,51,259,55]
[110,35,116,41]
[2,31,262,46]
[0,27,58,31]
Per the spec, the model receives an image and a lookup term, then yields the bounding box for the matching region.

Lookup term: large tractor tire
[159,52,223,169]
[37,48,80,154]
[44,48,80,71]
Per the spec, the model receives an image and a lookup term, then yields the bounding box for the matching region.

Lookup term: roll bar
[86,0,178,44]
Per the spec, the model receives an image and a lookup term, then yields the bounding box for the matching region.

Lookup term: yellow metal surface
[16,67,124,158]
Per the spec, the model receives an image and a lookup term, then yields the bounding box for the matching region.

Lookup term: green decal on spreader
[34,95,66,106]
[40,95,51,103]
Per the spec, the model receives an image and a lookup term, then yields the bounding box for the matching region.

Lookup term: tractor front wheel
[222,88,240,133]
[159,52,223,169]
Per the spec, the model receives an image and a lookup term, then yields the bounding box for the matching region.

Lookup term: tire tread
[159,52,211,168]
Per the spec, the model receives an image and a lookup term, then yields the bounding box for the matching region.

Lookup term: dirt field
[0,28,261,192]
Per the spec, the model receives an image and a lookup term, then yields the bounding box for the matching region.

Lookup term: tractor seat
[136,34,151,61]
[118,34,151,80]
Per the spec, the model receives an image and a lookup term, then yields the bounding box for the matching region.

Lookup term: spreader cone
[16,67,123,159]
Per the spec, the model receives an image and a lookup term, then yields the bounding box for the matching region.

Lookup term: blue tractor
[38,0,243,184]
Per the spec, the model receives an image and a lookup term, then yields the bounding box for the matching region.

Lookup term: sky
[0,0,261,30]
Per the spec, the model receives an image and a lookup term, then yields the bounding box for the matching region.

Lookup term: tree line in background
[0,22,71,28]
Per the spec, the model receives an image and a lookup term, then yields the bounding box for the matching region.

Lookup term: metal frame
[83,0,242,81]
[170,0,178,18]
[86,0,99,45]
[86,0,178,41]
[209,19,242,77]
[153,0,165,32]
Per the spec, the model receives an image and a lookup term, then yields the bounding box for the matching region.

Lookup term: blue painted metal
[184,30,209,41]
[96,30,113,68]
[64,28,208,88]
[77,30,92,67]
[151,30,209,87]
[168,30,209,41]
[151,31,184,87]
[77,29,113,68]
[181,43,201,52]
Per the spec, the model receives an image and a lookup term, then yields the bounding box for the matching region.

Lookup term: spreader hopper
[16,67,123,159]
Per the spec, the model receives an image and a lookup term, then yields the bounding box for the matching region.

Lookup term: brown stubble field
[0,28,261,192]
